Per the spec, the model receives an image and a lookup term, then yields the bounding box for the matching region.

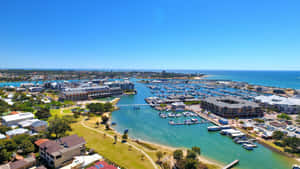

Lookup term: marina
[111,79,299,169]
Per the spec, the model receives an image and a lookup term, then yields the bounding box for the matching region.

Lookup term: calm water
[176,70,300,89]
[112,81,298,169]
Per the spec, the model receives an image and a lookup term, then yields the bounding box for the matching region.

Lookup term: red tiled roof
[34,139,49,147]
[9,111,19,115]
[86,161,118,169]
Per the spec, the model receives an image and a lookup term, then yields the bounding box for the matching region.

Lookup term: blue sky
[0,0,299,70]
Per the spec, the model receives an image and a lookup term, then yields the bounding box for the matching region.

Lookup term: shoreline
[110,125,224,168]
[132,137,225,168]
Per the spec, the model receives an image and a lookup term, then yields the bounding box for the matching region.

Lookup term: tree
[96,121,100,128]
[35,107,51,120]
[19,140,34,155]
[87,103,104,114]
[156,151,163,162]
[0,126,11,134]
[114,135,117,144]
[277,113,291,120]
[101,114,109,124]
[0,100,9,115]
[272,131,285,140]
[47,115,72,138]
[186,150,197,160]
[122,133,128,142]
[192,146,201,155]
[104,102,113,112]
[105,124,110,130]
[173,149,183,161]
[183,159,198,169]
[0,149,12,163]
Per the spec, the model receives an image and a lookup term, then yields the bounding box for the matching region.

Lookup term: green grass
[70,117,221,169]
[62,108,72,114]
[70,119,157,169]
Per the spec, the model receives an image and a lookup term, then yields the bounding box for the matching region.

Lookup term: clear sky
[0,0,299,70]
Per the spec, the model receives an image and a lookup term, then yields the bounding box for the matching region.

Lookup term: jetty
[168,120,210,125]
[222,160,239,169]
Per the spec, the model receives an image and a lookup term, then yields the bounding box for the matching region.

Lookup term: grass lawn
[70,118,157,169]
[62,108,72,114]
[70,117,221,169]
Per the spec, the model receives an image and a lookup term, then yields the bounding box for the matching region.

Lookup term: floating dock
[222,160,239,169]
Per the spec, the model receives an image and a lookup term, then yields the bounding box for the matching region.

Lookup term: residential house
[37,135,86,168]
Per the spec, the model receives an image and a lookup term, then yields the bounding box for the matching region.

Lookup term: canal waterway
[111,81,299,169]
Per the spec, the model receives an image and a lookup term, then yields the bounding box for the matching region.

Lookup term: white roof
[221,129,241,134]
[6,128,29,136]
[3,98,14,105]
[60,154,103,169]
[0,134,6,139]
[255,95,300,106]
[1,113,34,122]
[172,102,185,106]
[18,119,40,128]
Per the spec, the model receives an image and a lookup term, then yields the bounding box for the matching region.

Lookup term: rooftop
[203,96,260,108]
[255,95,300,106]
[39,135,86,155]
[1,113,34,123]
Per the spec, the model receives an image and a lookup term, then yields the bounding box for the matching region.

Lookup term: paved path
[80,119,159,169]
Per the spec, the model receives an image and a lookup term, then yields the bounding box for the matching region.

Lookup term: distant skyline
[0,0,300,70]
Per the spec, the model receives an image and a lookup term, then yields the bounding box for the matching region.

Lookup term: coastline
[132,137,225,168]
[110,124,224,168]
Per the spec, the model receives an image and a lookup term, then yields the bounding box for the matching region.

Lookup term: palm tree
[141,154,145,161]
[156,151,163,162]
[114,135,117,144]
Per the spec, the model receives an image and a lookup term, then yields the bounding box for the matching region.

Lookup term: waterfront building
[20,83,35,88]
[29,86,44,92]
[104,80,134,91]
[60,86,123,101]
[1,113,34,127]
[37,135,86,168]
[201,96,263,118]
[255,95,300,114]
[171,102,185,112]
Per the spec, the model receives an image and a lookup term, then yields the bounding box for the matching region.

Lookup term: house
[1,113,34,127]
[0,156,36,169]
[38,135,86,168]
[35,139,49,147]
[18,119,48,132]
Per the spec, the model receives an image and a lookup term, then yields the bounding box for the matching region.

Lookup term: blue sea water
[174,70,300,89]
